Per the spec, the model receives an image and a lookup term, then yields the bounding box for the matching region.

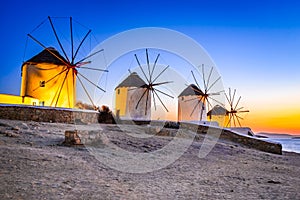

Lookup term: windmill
[185,65,224,121]
[132,49,174,116]
[225,88,249,127]
[22,16,107,109]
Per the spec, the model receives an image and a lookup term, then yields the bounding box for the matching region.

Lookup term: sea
[260,137,300,154]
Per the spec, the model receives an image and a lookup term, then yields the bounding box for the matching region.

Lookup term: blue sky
[0,0,300,132]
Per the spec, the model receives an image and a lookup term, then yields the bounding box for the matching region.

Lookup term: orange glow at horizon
[243,108,300,135]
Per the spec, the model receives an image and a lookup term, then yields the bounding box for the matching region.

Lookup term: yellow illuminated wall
[21,63,76,108]
[115,87,128,117]
[0,94,39,106]
[207,114,229,127]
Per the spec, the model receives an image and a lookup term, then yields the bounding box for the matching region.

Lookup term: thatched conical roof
[24,47,68,65]
[207,105,228,116]
[115,72,146,89]
[178,84,204,97]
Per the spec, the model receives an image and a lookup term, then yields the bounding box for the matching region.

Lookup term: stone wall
[0,104,99,124]
[180,122,282,155]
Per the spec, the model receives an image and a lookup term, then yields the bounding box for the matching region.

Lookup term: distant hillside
[256,132,300,139]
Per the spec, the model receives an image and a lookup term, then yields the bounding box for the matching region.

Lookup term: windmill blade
[153,89,169,112]
[207,95,225,107]
[27,34,71,68]
[152,90,157,110]
[236,107,244,111]
[73,29,91,62]
[189,85,204,95]
[32,68,69,91]
[232,113,237,127]
[226,114,233,127]
[234,114,242,127]
[135,89,148,109]
[190,99,201,117]
[154,88,174,99]
[48,16,70,63]
[75,49,104,65]
[224,92,232,109]
[152,65,170,83]
[208,89,225,96]
[184,96,200,102]
[206,98,214,116]
[77,66,108,72]
[77,75,96,108]
[235,114,244,120]
[134,54,150,83]
[228,88,232,107]
[201,64,207,92]
[191,70,201,90]
[77,72,106,92]
[206,76,221,93]
[70,17,74,64]
[206,67,214,91]
[145,89,149,115]
[234,96,241,110]
[231,89,237,108]
[146,49,151,79]
[237,110,250,113]
[152,81,173,87]
[150,53,160,82]
[55,69,70,107]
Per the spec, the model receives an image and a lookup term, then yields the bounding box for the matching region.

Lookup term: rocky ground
[0,119,299,199]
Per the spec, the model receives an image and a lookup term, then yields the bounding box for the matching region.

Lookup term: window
[117,89,120,94]
[40,80,45,87]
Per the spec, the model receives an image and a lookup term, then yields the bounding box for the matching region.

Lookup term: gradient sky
[0,0,299,134]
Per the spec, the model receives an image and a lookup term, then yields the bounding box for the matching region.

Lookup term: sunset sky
[0,0,299,134]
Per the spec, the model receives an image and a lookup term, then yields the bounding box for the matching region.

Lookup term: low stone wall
[180,122,282,155]
[0,104,99,124]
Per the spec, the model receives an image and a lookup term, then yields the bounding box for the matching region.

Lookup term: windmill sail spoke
[32,68,69,91]
[150,53,160,82]
[202,64,207,92]
[152,81,173,87]
[146,49,151,79]
[153,89,169,112]
[70,17,74,64]
[206,76,221,92]
[236,107,244,111]
[207,96,225,107]
[190,100,201,117]
[229,88,232,107]
[234,96,241,110]
[73,29,91,62]
[135,54,150,83]
[75,49,104,65]
[238,110,249,113]
[77,66,108,72]
[145,90,149,115]
[135,89,148,109]
[191,70,201,90]
[235,115,242,127]
[152,90,157,111]
[231,89,237,108]
[206,67,213,90]
[77,72,106,92]
[184,96,200,102]
[27,34,71,67]
[154,88,174,99]
[232,113,237,127]
[77,75,96,108]
[152,65,169,83]
[226,114,232,127]
[48,16,70,63]
[55,69,70,107]
[235,114,244,120]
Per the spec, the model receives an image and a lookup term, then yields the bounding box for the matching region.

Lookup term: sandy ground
[0,119,299,199]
